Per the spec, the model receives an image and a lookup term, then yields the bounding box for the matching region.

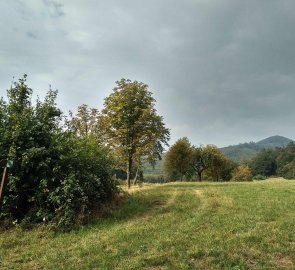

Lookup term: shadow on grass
[156,182,235,190]
[83,189,172,232]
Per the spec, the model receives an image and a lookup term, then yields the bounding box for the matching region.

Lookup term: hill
[221,135,294,163]
[256,135,293,148]
[2,180,295,269]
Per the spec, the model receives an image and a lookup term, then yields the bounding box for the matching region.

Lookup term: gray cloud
[1,0,295,147]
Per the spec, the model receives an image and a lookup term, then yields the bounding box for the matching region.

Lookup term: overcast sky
[1,0,295,147]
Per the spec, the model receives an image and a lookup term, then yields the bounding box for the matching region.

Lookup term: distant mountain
[220,135,294,163]
[255,135,293,148]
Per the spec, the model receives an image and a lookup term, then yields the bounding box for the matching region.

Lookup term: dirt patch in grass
[272,254,294,268]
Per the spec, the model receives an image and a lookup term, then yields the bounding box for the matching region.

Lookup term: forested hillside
[220,135,293,163]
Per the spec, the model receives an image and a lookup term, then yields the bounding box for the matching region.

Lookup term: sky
[1,0,295,147]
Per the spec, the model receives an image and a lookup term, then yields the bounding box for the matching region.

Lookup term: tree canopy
[99,79,170,188]
[164,137,194,181]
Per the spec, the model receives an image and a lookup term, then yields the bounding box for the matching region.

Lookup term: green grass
[1,179,295,269]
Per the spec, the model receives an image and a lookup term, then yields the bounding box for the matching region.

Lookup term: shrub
[231,165,253,182]
[0,76,118,230]
[253,174,267,180]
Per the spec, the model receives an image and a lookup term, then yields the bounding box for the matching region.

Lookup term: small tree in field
[164,137,193,181]
[100,79,170,188]
[231,165,253,181]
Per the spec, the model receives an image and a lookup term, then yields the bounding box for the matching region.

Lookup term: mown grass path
[1,179,295,269]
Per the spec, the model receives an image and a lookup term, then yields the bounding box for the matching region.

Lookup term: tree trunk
[198,171,202,182]
[133,162,140,185]
[127,155,133,189]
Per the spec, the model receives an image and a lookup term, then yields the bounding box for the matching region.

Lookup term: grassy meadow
[1,178,295,269]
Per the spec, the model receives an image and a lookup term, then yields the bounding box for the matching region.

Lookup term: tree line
[164,137,295,182]
[163,137,244,182]
[249,142,295,179]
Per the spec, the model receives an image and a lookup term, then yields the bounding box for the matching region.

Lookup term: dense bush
[0,76,117,229]
[231,165,253,182]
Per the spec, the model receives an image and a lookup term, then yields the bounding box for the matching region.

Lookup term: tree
[250,149,276,177]
[231,165,253,181]
[202,145,230,181]
[69,104,100,139]
[192,146,205,181]
[164,137,193,181]
[99,79,170,188]
[192,145,235,181]
[275,142,295,176]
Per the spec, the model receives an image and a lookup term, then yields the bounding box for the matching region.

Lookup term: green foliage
[275,142,295,177]
[201,145,233,181]
[46,135,117,229]
[248,142,295,180]
[278,160,295,179]
[231,165,253,181]
[0,76,117,229]
[164,140,236,182]
[100,79,170,188]
[164,137,193,181]
[250,149,276,177]
[69,104,100,139]
[193,145,236,181]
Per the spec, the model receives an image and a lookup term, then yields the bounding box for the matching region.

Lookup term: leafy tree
[69,104,100,139]
[219,159,237,181]
[231,165,253,181]
[202,145,228,181]
[164,137,193,181]
[192,147,205,181]
[99,79,170,188]
[279,160,295,179]
[250,149,276,177]
[275,142,295,176]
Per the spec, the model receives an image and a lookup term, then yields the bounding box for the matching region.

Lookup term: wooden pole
[0,166,9,210]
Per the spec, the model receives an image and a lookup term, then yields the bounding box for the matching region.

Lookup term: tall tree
[100,79,170,188]
[164,137,194,181]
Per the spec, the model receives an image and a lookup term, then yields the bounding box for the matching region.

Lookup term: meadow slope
[1,179,295,269]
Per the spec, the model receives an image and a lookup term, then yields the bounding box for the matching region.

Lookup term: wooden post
[0,166,9,210]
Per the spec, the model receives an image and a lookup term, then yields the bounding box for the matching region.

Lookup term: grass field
[1,179,295,269]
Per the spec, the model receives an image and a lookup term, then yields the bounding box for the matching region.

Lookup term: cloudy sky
[1,0,295,147]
